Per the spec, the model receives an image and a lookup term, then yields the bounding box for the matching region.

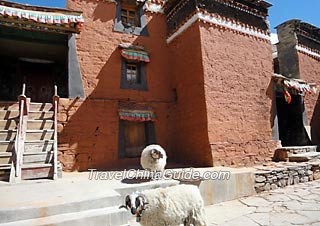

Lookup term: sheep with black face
[120,184,207,226]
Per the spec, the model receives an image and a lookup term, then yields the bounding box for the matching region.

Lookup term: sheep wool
[140,144,167,171]
[139,184,207,226]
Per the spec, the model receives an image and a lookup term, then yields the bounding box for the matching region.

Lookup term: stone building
[0,0,282,176]
[62,0,280,170]
[273,20,320,147]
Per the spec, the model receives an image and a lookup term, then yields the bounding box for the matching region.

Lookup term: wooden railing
[11,84,29,182]
[52,85,59,180]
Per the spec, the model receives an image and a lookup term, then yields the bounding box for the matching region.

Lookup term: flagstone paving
[128,180,320,226]
[206,180,320,226]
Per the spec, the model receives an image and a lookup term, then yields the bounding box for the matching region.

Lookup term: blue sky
[10,0,66,8]
[9,0,320,33]
[268,0,320,32]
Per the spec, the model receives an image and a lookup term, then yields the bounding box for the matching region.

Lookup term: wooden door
[123,121,146,157]
[20,62,54,103]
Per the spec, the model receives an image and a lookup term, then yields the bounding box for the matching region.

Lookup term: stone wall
[254,162,320,193]
[199,23,279,166]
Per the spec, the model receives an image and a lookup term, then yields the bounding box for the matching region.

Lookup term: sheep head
[150,149,164,160]
[119,192,149,222]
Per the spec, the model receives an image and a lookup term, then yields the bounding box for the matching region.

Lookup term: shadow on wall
[310,93,320,145]
[68,0,115,22]
[92,1,115,22]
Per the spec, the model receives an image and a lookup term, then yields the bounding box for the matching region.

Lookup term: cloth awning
[0,5,84,25]
[121,49,150,63]
[272,73,318,104]
[119,109,155,122]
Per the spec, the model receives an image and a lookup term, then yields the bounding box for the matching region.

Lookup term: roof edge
[0,0,82,15]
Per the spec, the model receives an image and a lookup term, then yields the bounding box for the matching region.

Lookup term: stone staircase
[22,102,55,180]
[0,101,18,182]
[0,101,57,182]
[0,179,178,226]
[273,145,320,162]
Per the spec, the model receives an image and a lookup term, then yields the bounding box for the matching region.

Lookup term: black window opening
[121,59,147,90]
[114,0,148,36]
[119,120,156,158]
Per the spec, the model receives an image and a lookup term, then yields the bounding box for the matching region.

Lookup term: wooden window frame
[121,59,147,90]
[126,62,141,84]
[113,0,148,36]
[120,5,140,28]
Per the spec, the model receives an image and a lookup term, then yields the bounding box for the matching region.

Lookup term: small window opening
[121,5,139,27]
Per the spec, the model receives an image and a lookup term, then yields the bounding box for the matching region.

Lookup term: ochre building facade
[56,0,280,170]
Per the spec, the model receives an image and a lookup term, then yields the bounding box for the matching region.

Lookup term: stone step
[26,130,54,140]
[0,206,129,226]
[0,180,181,226]
[21,163,53,180]
[23,152,53,164]
[115,179,179,199]
[0,102,19,111]
[28,111,53,120]
[273,145,318,162]
[0,130,16,141]
[0,111,19,120]
[289,152,320,162]
[0,120,18,130]
[0,187,122,224]
[0,153,12,164]
[24,140,54,153]
[29,103,53,112]
[27,120,53,130]
[0,141,14,153]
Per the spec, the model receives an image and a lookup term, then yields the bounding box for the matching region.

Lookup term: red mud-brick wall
[168,22,212,166]
[298,52,320,143]
[61,0,173,171]
[199,24,279,166]
[58,99,172,171]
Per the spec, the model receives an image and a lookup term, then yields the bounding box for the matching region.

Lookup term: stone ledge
[254,161,320,193]
[273,145,318,162]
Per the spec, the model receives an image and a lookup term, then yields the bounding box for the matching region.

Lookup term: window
[113,0,148,36]
[121,60,147,90]
[119,120,156,158]
[121,5,139,27]
[126,62,140,84]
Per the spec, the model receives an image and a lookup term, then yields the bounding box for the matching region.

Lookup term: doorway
[0,26,69,102]
[276,93,312,146]
[19,61,55,103]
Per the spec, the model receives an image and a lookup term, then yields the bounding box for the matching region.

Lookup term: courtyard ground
[205,180,320,226]
[128,180,320,226]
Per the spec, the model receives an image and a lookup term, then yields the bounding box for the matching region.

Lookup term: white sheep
[140,144,167,172]
[120,184,207,226]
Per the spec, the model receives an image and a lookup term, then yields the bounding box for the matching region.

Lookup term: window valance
[121,49,150,63]
[119,109,155,122]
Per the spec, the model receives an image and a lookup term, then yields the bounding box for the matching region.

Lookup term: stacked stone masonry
[254,162,320,193]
